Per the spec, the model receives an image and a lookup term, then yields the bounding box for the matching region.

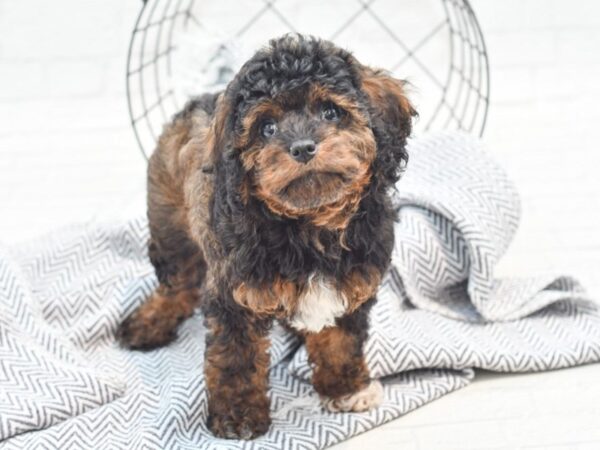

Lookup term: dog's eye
[321,103,341,121]
[260,120,278,138]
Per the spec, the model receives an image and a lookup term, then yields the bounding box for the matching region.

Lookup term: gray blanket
[1,132,599,449]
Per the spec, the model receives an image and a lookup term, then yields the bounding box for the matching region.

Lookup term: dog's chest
[288,275,347,333]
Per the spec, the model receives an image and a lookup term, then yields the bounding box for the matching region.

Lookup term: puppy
[118,34,415,440]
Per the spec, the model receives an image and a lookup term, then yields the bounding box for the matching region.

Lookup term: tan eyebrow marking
[238,100,284,147]
[308,84,368,126]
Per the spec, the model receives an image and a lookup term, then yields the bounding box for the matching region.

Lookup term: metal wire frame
[126,0,490,159]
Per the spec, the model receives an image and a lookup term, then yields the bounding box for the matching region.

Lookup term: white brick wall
[0,1,599,447]
[0,0,146,239]
[2,0,598,291]
[466,0,600,304]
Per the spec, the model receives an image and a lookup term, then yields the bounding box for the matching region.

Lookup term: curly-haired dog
[118,34,416,439]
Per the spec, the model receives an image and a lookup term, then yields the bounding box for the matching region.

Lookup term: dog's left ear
[358,66,417,188]
[206,93,232,162]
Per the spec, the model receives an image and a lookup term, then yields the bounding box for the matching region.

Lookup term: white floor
[1,0,599,448]
[335,364,600,450]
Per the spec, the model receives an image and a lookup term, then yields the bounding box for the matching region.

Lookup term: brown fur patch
[117,287,199,349]
[233,278,299,316]
[305,326,370,399]
[340,266,382,312]
[359,67,416,120]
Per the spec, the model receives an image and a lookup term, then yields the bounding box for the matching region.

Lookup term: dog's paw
[207,407,271,440]
[116,307,178,350]
[322,380,383,413]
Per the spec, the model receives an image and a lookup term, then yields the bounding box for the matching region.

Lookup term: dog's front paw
[117,306,178,350]
[207,405,271,440]
[322,380,383,412]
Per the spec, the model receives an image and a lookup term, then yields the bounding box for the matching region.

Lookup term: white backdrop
[1,1,599,448]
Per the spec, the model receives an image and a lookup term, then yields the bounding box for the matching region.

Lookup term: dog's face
[212,35,416,227]
[238,84,376,215]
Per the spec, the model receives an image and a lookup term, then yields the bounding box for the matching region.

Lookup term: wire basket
[127,0,490,159]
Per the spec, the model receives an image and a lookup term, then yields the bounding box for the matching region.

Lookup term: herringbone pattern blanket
[2,133,599,449]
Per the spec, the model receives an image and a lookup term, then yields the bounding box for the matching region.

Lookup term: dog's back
[117,95,219,349]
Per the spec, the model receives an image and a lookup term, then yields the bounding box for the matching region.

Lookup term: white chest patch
[289,275,347,333]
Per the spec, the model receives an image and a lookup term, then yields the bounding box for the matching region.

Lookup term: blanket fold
[1,132,599,450]
[0,245,124,441]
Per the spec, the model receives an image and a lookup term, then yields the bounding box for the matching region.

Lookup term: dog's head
[211,34,416,229]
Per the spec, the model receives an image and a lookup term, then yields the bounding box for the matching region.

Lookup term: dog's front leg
[305,298,383,412]
[203,303,272,440]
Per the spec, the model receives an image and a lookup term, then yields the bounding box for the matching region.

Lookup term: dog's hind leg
[118,160,206,350]
[117,224,206,350]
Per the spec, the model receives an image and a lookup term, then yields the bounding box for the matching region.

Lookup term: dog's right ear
[209,93,249,233]
[206,93,233,163]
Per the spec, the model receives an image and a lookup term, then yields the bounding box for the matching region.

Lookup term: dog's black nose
[289,139,317,163]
